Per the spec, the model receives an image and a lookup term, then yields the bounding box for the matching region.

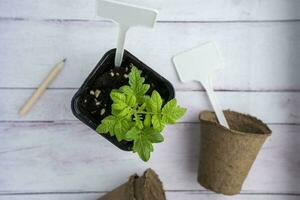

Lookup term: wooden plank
[1,20,300,90]
[1,0,300,21]
[0,122,299,193]
[1,89,299,124]
[0,192,299,200]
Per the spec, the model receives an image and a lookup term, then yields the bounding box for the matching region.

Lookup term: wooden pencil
[19,58,66,116]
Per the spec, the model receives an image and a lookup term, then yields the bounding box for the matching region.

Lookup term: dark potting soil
[80,64,157,125]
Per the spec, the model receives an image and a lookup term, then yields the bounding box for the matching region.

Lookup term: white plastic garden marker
[96,0,158,67]
[173,42,229,128]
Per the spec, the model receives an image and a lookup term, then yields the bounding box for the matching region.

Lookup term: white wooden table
[1,0,300,199]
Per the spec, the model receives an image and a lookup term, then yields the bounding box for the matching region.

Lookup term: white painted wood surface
[1,20,300,90]
[0,0,299,199]
[1,0,300,21]
[1,123,299,193]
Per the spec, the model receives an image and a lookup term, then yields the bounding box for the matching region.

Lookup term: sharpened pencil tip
[62,58,67,62]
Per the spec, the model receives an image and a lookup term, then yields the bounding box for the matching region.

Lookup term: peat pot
[198,110,271,195]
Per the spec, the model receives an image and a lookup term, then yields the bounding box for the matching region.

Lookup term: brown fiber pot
[198,110,271,195]
[98,169,166,200]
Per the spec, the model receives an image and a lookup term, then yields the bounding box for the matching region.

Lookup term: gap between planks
[0,121,299,126]
[0,190,300,196]
[1,87,300,93]
[1,17,300,24]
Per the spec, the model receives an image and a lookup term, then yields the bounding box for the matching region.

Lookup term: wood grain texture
[1,89,299,124]
[0,193,299,200]
[1,20,300,90]
[0,0,300,21]
[1,0,300,198]
[0,122,299,193]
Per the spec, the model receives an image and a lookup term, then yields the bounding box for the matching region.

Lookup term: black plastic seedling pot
[71,49,175,151]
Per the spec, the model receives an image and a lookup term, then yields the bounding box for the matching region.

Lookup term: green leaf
[124,126,162,161]
[144,128,164,143]
[96,116,116,135]
[152,115,165,131]
[96,116,132,142]
[144,114,151,127]
[111,92,136,118]
[125,126,141,141]
[129,66,144,87]
[139,84,150,96]
[128,66,150,98]
[119,85,134,95]
[110,90,126,103]
[111,102,127,110]
[126,93,136,107]
[113,119,132,142]
[113,120,123,141]
[111,101,132,118]
[134,114,144,129]
[139,102,146,111]
[133,135,153,162]
[162,99,187,124]
[149,90,163,113]
[115,107,132,118]
[143,95,151,103]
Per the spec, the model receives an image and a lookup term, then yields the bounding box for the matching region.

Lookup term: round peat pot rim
[199,110,272,137]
